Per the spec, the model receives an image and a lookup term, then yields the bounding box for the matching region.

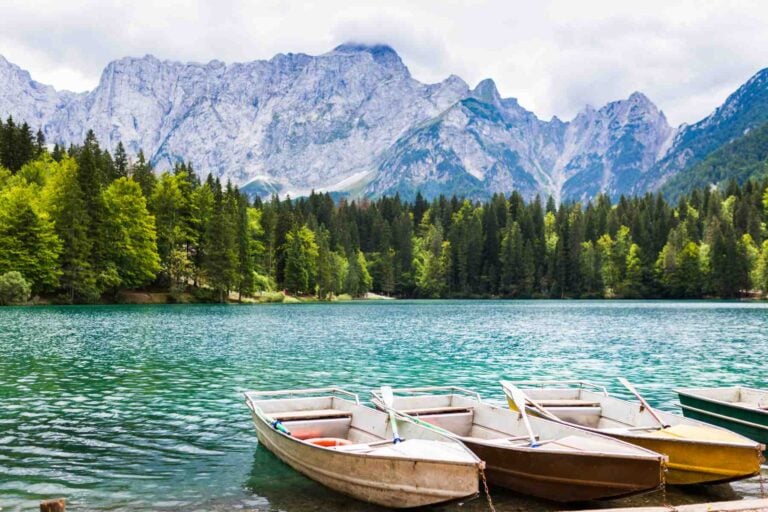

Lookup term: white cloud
[0,0,766,125]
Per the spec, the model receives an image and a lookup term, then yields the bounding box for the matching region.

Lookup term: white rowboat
[244,387,482,508]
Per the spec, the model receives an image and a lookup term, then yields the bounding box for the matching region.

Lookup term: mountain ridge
[1,45,766,201]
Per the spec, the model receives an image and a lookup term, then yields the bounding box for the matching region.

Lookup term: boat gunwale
[377,388,667,462]
[506,383,763,449]
[675,387,768,416]
[244,392,483,468]
[678,403,768,434]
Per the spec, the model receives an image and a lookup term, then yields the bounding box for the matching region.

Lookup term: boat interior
[512,382,754,442]
[381,388,657,457]
[245,390,477,461]
[516,384,667,431]
[680,387,768,410]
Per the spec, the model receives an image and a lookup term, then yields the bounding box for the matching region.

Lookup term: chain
[660,483,677,511]
[479,466,497,512]
[759,468,766,498]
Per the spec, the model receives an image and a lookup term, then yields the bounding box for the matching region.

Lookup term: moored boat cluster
[243,382,768,508]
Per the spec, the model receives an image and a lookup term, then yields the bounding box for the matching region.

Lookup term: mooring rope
[479,466,497,512]
[661,483,678,511]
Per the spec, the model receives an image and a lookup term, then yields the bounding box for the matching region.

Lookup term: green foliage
[40,156,98,302]
[0,271,31,305]
[755,240,768,295]
[0,182,61,292]
[413,213,452,297]
[345,250,372,297]
[0,117,39,172]
[102,178,161,289]
[2,117,768,303]
[283,224,319,294]
[662,121,768,199]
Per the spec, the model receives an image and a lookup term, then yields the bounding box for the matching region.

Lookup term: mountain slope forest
[1,116,768,304]
[661,121,768,199]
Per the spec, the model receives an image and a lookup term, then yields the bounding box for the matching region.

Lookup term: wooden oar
[381,386,403,444]
[503,383,540,447]
[500,380,561,422]
[618,378,670,429]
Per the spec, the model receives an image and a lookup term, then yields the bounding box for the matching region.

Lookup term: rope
[479,467,496,512]
[660,483,677,511]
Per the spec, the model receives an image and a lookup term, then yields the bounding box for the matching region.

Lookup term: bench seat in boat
[399,406,473,415]
[536,399,601,407]
[271,409,352,421]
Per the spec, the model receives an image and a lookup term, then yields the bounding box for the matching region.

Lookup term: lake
[0,301,766,511]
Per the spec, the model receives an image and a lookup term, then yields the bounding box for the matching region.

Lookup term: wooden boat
[676,386,768,455]
[372,386,665,502]
[243,387,482,508]
[502,380,765,486]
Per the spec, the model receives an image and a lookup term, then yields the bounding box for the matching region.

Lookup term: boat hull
[250,411,479,508]
[608,433,763,485]
[678,392,768,456]
[463,439,664,502]
[505,390,764,486]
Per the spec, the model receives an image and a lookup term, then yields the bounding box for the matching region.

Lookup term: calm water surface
[0,301,766,511]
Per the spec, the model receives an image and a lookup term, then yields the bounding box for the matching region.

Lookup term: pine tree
[203,181,239,301]
[448,201,483,294]
[499,221,525,296]
[0,183,62,292]
[131,150,156,198]
[345,250,372,297]
[622,243,644,297]
[102,178,160,289]
[114,142,128,178]
[34,129,46,157]
[283,224,319,294]
[236,193,255,300]
[40,156,98,302]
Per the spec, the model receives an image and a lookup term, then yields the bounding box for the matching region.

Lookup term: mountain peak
[333,42,396,54]
[628,91,652,104]
[472,78,502,105]
[330,42,404,70]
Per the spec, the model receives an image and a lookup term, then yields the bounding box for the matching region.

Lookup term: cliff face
[8,46,762,201]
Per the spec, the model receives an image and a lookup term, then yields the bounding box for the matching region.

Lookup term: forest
[1,115,768,304]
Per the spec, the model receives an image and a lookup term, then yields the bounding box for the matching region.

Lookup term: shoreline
[6,293,767,307]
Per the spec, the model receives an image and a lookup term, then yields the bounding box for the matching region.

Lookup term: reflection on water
[0,301,766,510]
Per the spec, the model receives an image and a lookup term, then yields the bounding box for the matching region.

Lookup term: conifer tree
[102,178,160,289]
[283,224,319,294]
[0,183,62,292]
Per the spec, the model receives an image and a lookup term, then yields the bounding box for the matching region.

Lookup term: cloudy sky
[1,0,766,126]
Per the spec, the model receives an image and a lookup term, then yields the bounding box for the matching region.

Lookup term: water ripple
[0,301,766,511]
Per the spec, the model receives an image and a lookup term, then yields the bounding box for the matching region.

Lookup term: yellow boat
[501,380,765,485]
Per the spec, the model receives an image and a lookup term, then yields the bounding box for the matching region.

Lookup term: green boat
[676,386,768,455]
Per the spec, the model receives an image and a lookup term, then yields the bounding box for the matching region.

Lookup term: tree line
[1,115,768,304]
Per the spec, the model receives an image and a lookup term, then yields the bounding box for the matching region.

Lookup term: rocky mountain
[660,120,768,199]
[0,45,765,201]
[636,68,768,193]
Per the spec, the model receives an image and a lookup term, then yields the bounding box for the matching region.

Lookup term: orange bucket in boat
[305,437,351,447]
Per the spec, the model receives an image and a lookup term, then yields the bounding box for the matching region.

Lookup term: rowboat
[372,386,665,502]
[243,387,482,508]
[502,380,765,485]
[676,386,768,455]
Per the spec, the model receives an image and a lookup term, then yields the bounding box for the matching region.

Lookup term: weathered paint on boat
[503,381,765,486]
[375,386,666,502]
[677,387,768,456]
[244,388,481,508]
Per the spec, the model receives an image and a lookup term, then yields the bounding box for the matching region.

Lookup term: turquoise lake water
[0,301,766,511]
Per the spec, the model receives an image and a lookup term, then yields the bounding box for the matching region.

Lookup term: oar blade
[380,386,402,444]
[381,385,395,408]
[500,381,539,447]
